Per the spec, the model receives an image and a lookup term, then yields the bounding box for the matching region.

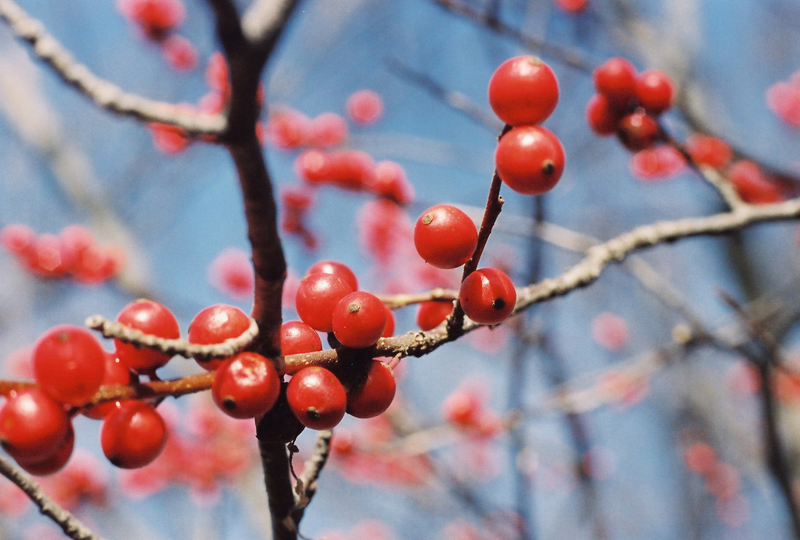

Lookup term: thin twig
[0,0,225,135]
[291,430,333,523]
[0,454,108,540]
[376,288,458,310]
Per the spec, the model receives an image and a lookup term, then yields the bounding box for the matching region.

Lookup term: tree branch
[0,0,225,135]
[0,454,108,540]
[291,430,333,525]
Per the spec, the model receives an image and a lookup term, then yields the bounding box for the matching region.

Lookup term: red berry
[332,292,387,349]
[115,299,180,374]
[212,352,281,419]
[188,304,251,371]
[635,70,674,115]
[0,224,36,256]
[27,233,72,277]
[416,301,454,331]
[369,160,415,205]
[307,260,359,291]
[459,268,517,325]
[296,149,331,183]
[488,56,559,126]
[295,273,354,333]
[586,94,623,136]
[149,122,190,154]
[0,388,71,461]
[287,367,347,430]
[382,306,396,338]
[15,424,74,476]
[616,111,661,151]
[281,321,323,355]
[728,160,784,204]
[346,90,384,125]
[495,126,565,195]
[101,401,167,469]
[161,34,197,71]
[593,57,637,107]
[414,205,477,269]
[346,360,396,419]
[82,352,136,420]
[308,112,348,148]
[265,109,311,149]
[686,134,733,169]
[32,325,106,405]
[555,0,588,13]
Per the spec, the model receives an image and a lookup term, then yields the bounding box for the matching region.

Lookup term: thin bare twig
[291,430,333,522]
[0,0,225,135]
[0,454,108,540]
[376,288,458,310]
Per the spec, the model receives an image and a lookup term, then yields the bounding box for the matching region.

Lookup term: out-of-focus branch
[242,0,301,49]
[0,454,107,540]
[0,0,225,135]
[290,430,333,524]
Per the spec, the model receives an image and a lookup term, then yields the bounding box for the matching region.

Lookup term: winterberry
[83,352,136,420]
[32,325,106,406]
[686,134,732,169]
[346,360,396,419]
[586,94,622,136]
[307,260,359,291]
[495,126,565,195]
[212,352,281,419]
[635,70,674,115]
[15,424,74,476]
[593,57,637,107]
[382,306,396,338]
[346,90,384,125]
[416,301,454,331]
[296,273,354,333]
[308,112,348,148]
[728,160,783,204]
[0,388,71,461]
[332,291,387,349]
[101,401,167,469]
[488,56,559,126]
[459,268,516,325]
[114,299,180,374]
[287,367,347,430]
[0,224,35,256]
[414,205,477,269]
[616,111,661,151]
[281,320,323,356]
[188,304,251,371]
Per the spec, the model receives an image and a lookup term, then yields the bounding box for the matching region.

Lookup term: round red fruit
[188,304,251,371]
[414,205,477,269]
[15,424,74,476]
[83,352,136,420]
[417,301,454,331]
[495,126,565,195]
[593,57,637,106]
[281,320,323,356]
[212,352,281,419]
[635,70,674,115]
[295,273,354,333]
[488,56,559,126]
[459,268,517,325]
[0,388,71,461]
[347,360,396,419]
[287,367,346,430]
[586,94,623,136]
[382,306,395,338]
[307,260,358,291]
[332,291,387,349]
[114,299,180,374]
[32,325,106,405]
[617,111,661,151]
[101,401,167,469]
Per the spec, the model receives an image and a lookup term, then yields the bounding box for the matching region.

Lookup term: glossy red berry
[332,291,387,349]
[188,304,251,371]
[307,260,359,291]
[382,306,396,338]
[459,268,517,325]
[295,273,354,333]
[32,325,106,405]
[287,367,347,430]
[115,299,180,374]
[212,352,281,419]
[346,360,396,419]
[414,205,477,269]
[495,126,565,195]
[617,111,661,151]
[15,423,74,476]
[0,388,71,461]
[281,320,323,356]
[728,160,784,204]
[83,352,136,420]
[635,70,674,115]
[416,301,454,331]
[100,401,167,469]
[488,56,559,126]
[593,57,637,107]
[586,94,623,136]
[686,134,732,169]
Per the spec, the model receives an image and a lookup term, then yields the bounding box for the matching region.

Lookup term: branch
[376,288,458,310]
[291,430,333,524]
[85,315,258,361]
[242,0,301,49]
[0,454,108,540]
[258,439,297,540]
[0,0,225,135]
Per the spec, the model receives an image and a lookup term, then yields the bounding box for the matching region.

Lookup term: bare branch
[0,0,225,135]
[242,0,301,48]
[85,315,258,361]
[292,430,333,519]
[0,454,108,540]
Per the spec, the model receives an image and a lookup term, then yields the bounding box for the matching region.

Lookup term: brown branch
[85,315,258,361]
[376,288,458,310]
[0,454,108,540]
[0,0,225,135]
[258,439,297,540]
[291,430,333,523]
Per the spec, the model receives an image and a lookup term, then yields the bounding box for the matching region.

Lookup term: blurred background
[1,0,800,539]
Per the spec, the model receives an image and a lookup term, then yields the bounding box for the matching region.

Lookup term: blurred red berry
[346,90,384,125]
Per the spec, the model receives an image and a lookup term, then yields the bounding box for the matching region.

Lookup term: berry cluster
[117,0,197,71]
[586,57,674,151]
[0,224,125,284]
[489,56,565,195]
